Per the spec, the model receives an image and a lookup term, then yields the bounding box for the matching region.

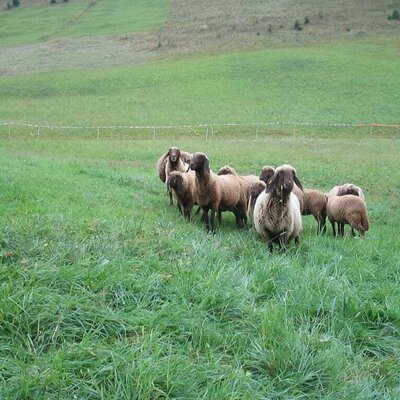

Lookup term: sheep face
[168,147,181,163]
[190,152,210,173]
[267,166,303,200]
[259,166,275,185]
[167,172,183,194]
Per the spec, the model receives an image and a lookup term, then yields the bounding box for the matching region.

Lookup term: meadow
[1,0,400,398]
[0,134,399,399]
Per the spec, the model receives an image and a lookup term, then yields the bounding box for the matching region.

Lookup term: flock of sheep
[157,147,370,252]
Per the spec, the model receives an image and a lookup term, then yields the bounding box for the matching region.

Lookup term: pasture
[0,134,399,399]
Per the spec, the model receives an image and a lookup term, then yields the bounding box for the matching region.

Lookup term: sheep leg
[267,241,274,253]
[339,223,345,237]
[202,207,211,232]
[331,221,336,237]
[278,232,287,252]
[210,209,217,234]
[217,211,222,225]
[351,227,356,237]
[295,236,300,246]
[184,207,191,222]
[169,190,174,205]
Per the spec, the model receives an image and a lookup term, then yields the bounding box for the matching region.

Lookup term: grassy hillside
[1,38,399,127]
[0,0,169,48]
[0,136,399,399]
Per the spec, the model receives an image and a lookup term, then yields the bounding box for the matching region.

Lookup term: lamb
[259,165,304,212]
[326,194,370,237]
[156,147,192,204]
[190,152,248,233]
[302,189,328,234]
[253,164,303,252]
[167,170,197,221]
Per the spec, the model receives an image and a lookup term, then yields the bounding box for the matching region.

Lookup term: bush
[12,0,20,6]
[304,16,310,24]
[7,2,12,9]
[294,20,302,31]
[388,10,400,20]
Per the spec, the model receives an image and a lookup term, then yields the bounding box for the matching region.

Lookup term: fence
[0,121,399,140]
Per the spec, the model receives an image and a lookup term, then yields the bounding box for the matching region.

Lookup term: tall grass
[0,135,399,399]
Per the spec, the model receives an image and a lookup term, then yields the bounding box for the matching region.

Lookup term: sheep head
[259,165,275,184]
[267,164,303,199]
[167,171,183,194]
[168,147,181,163]
[190,152,210,174]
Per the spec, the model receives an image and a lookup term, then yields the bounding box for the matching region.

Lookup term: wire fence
[0,121,399,140]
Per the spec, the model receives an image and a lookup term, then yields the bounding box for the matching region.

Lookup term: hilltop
[0,0,399,75]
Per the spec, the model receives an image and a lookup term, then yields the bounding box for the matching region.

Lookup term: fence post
[8,123,11,139]
[153,126,156,140]
[206,125,209,140]
[37,126,40,140]
[97,128,100,140]
[256,127,258,140]
[210,124,214,137]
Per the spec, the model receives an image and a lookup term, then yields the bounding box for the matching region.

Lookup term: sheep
[253,164,303,252]
[190,152,248,233]
[326,194,370,237]
[247,180,266,222]
[217,165,260,225]
[156,147,192,204]
[329,183,365,235]
[166,170,197,221]
[259,165,304,212]
[329,183,365,199]
[302,189,328,234]
[217,165,237,176]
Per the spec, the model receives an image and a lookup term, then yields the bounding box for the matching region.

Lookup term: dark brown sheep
[167,170,197,221]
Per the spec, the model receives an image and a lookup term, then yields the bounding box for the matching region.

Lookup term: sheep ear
[203,156,210,173]
[293,172,304,192]
[266,171,279,193]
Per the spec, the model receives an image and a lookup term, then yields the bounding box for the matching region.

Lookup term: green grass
[1,38,399,127]
[0,135,399,399]
[0,0,169,48]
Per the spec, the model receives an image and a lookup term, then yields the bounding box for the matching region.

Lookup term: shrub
[294,20,302,31]
[304,16,310,24]
[7,2,12,9]
[388,10,399,20]
[12,0,20,6]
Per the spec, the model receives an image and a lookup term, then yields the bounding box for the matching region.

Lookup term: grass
[0,0,169,48]
[0,134,399,399]
[1,38,400,127]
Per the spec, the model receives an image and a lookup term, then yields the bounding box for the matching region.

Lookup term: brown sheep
[247,180,266,222]
[330,183,365,199]
[326,195,370,237]
[217,165,237,176]
[167,171,197,221]
[302,189,328,234]
[329,183,365,235]
[156,147,192,204]
[254,165,303,252]
[190,153,248,233]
